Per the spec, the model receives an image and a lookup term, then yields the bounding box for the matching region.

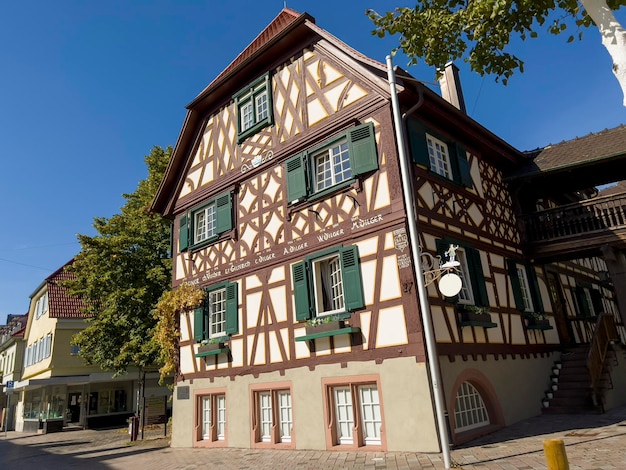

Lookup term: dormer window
[35,292,49,319]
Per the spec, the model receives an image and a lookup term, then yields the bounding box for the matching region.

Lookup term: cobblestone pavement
[1,406,626,469]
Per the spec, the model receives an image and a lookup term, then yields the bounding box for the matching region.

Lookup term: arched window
[454,381,489,432]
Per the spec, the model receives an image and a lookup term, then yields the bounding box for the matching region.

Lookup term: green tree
[64,145,172,376]
[368,1,626,102]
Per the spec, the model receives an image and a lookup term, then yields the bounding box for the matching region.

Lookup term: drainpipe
[386,55,452,470]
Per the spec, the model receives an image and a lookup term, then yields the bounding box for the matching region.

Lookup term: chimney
[439,62,466,114]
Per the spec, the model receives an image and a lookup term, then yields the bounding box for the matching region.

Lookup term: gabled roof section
[516,125,626,177]
[46,260,88,319]
[195,8,304,101]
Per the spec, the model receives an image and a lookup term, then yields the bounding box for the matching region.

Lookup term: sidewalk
[1,406,626,469]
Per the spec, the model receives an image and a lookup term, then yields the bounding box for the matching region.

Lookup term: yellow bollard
[543,439,570,470]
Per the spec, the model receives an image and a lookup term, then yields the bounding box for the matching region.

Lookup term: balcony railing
[521,192,626,243]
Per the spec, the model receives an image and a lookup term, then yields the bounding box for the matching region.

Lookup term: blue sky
[1,1,626,324]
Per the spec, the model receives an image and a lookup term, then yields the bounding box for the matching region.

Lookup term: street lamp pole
[386,55,452,470]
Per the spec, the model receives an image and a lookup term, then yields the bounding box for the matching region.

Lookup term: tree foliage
[152,282,204,385]
[64,146,172,375]
[368,0,626,85]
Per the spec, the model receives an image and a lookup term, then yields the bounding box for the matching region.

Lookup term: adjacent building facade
[151,8,626,453]
[6,261,168,433]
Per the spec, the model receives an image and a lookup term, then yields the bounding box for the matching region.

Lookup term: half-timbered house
[151,8,626,452]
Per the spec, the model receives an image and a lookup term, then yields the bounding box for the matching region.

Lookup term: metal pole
[386,55,452,469]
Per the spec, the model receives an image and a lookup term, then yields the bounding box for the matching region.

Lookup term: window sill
[295,327,361,342]
[195,346,230,358]
[459,321,498,329]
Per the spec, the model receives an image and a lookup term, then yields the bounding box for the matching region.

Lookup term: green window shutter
[286,153,308,203]
[179,213,189,252]
[466,247,488,307]
[225,282,239,335]
[407,118,429,168]
[292,261,311,321]
[341,245,364,311]
[348,122,378,176]
[507,260,525,311]
[526,265,544,312]
[453,143,473,188]
[215,192,233,234]
[193,301,206,342]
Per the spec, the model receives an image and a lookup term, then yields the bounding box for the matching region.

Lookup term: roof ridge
[196,8,306,100]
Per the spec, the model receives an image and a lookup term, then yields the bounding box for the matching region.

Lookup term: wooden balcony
[520,192,626,260]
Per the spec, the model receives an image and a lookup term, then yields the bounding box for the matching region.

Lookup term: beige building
[11,260,165,433]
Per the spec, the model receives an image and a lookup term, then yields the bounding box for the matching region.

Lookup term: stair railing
[587,313,619,407]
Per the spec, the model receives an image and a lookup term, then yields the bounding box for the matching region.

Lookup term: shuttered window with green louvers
[179,191,233,252]
[292,245,364,321]
[194,281,239,342]
[507,260,544,314]
[407,117,473,188]
[285,123,378,204]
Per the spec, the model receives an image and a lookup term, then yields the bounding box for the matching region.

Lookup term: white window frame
[193,204,216,245]
[426,133,452,179]
[583,288,596,316]
[311,254,345,317]
[239,86,268,132]
[198,392,227,443]
[216,394,226,440]
[252,387,293,446]
[454,381,490,433]
[328,382,382,448]
[258,392,272,442]
[208,288,227,339]
[516,264,535,312]
[35,292,49,319]
[312,139,352,193]
[456,248,475,305]
[277,391,292,443]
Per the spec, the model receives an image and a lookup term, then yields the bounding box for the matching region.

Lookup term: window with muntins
[194,282,238,342]
[508,260,544,315]
[234,73,273,143]
[426,133,452,179]
[407,117,473,188]
[574,285,602,317]
[199,393,226,442]
[252,387,293,445]
[326,382,382,447]
[516,264,534,312]
[455,249,475,305]
[179,192,233,252]
[454,381,489,432]
[286,123,378,204]
[313,140,352,191]
[292,245,364,321]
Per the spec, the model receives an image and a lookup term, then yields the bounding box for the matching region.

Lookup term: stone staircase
[541,345,607,414]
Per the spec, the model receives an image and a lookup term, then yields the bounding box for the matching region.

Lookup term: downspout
[386,55,452,470]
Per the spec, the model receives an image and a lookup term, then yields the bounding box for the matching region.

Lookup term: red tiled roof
[197,8,304,99]
[46,260,89,319]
